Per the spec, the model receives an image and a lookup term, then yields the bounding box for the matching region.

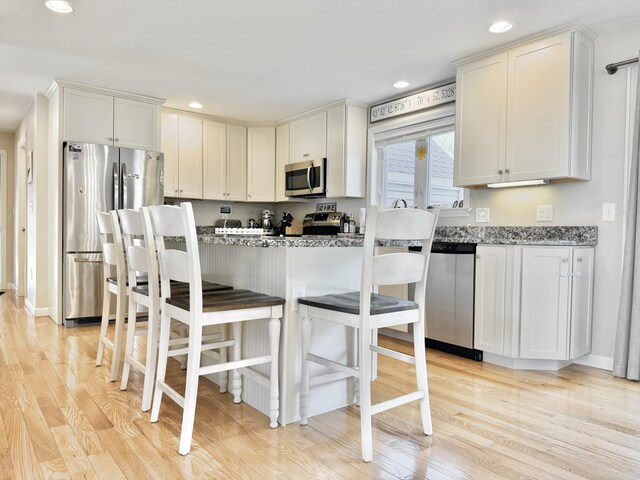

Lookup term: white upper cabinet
[203,120,227,200]
[226,125,247,202]
[247,127,276,202]
[326,104,367,198]
[454,27,594,187]
[113,98,159,150]
[275,124,290,202]
[202,122,246,201]
[289,112,327,163]
[64,87,159,150]
[161,112,203,199]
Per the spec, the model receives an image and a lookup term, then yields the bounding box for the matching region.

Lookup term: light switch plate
[291,286,306,311]
[602,203,616,221]
[537,205,554,222]
[219,205,232,215]
[475,208,490,223]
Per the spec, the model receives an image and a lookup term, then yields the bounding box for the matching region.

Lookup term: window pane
[381,140,415,208]
[428,130,463,207]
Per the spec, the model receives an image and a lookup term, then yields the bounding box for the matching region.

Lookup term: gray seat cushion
[298,291,418,315]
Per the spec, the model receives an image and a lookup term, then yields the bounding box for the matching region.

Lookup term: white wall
[14,94,50,315]
[439,21,640,363]
[0,131,15,290]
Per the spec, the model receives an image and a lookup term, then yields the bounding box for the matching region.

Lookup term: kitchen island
[170,225,598,426]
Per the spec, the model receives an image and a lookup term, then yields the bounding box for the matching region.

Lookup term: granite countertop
[166,225,597,247]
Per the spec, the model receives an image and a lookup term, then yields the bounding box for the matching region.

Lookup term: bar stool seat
[299,291,419,317]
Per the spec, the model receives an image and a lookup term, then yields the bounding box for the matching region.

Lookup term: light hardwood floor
[1,294,639,479]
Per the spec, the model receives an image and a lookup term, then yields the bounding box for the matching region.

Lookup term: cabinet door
[306,112,327,159]
[113,98,159,150]
[570,248,594,358]
[160,112,179,196]
[203,121,227,200]
[226,125,246,202]
[247,127,276,202]
[275,124,290,202]
[506,32,572,181]
[63,88,114,145]
[289,118,308,163]
[474,246,506,355]
[454,52,508,186]
[177,116,203,199]
[520,247,571,360]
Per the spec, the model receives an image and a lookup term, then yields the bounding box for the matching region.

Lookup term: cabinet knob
[179,189,183,193]
[498,170,503,175]
[248,194,252,198]
[108,137,114,141]
[505,168,510,174]
[114,138,120,142]
[304,153,309,157]
[577,257,583,263]
[174,189,178,193]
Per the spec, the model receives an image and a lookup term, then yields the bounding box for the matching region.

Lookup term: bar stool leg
[413,317,432,435]
[96,286,110,366]
[299,315,311,425]
[141,301,159,412]
[359,325,373,463]
[120,295,138,391]
[109,284,127,382]
[231,322,243,404]
[150,309,171,423]
[218,324,228,394]
[268,314,281,428]
[179,320,203,456]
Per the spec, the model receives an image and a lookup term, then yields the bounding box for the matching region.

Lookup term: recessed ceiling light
[188,102,204,109]
[487,21,513,33]
[393,81,410,89]
[44,0,75,14]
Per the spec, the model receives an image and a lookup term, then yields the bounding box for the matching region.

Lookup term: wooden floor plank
[49,425,99,480]
[3,407,44,480]
[2,295,640,479]
[86,451,127,480]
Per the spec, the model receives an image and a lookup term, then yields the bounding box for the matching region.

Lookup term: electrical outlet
[602,203,616,221]
[475,208,490,223]
[291,286,306,311]
[537,205,554,222]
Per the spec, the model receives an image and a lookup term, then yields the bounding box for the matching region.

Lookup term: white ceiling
[1,0,640,130]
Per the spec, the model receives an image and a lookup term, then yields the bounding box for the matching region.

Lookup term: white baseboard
[574,354,613,371]
[24,298,52,318]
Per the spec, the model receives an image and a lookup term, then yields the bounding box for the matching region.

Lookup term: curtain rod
[606,57,639,75]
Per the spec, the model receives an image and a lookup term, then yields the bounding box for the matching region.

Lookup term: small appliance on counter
[214,218,242,229]
[260,209,274,231]
[302,211,344,235]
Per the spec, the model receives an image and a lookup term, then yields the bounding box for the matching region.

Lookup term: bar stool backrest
[148,203,203,313]
[360,207,438,319]
[118,209,159,298]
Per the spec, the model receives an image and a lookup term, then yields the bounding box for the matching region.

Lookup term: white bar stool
[95,211,128,382]
[148,202,285,455]
[298,206,438,462]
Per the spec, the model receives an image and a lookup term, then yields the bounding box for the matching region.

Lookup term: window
[376,121,464,209]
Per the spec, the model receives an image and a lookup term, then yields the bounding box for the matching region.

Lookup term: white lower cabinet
[474,245,594,363]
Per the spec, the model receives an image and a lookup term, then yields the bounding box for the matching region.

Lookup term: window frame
[367,103,470,218]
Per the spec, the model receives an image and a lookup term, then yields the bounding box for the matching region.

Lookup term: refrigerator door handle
[113,162,119,210]
[121,162,127,209]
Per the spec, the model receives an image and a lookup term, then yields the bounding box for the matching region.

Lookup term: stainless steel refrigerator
[62,141,164,327]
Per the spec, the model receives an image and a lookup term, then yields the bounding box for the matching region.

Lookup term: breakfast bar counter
[168,224,598,426]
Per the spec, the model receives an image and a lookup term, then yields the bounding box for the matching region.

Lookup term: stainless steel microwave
[285,158,326,197]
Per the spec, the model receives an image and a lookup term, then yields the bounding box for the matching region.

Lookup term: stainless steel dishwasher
[412,242,482,360]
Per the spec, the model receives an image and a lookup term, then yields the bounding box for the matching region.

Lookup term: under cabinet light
[487,179,548,188]
[44,0,75,13]
[188,102,204,109]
